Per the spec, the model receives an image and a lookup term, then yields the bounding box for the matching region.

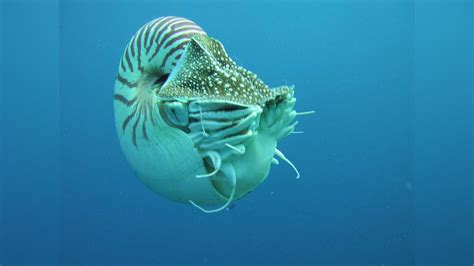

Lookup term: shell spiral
[114,17,301,212]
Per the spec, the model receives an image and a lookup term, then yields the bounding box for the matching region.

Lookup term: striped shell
[114,16,301,213]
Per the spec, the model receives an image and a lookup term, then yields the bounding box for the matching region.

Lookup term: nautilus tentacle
[190,162,237,213]
[114,16,308,213]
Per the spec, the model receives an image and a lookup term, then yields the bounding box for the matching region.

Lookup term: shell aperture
[114,17,303,213]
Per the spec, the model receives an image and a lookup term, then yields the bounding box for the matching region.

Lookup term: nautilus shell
[114,16,309,213]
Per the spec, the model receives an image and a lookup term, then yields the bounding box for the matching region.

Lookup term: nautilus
[114,16,312,213]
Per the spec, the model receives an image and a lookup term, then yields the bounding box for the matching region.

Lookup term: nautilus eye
[114,16,312,213]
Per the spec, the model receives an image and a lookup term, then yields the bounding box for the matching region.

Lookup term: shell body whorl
[114,16,300,211]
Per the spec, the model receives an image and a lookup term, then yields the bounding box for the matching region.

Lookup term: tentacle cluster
[163,100,259,155]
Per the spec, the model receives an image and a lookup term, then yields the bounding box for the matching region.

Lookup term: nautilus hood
[159,34,293,107]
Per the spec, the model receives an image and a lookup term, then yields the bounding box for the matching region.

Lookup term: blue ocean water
[0,0,472,265]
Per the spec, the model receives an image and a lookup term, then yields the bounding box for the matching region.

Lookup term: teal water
[1,0,472,265]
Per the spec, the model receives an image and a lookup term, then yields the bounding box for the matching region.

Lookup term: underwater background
[0,0,472,265]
